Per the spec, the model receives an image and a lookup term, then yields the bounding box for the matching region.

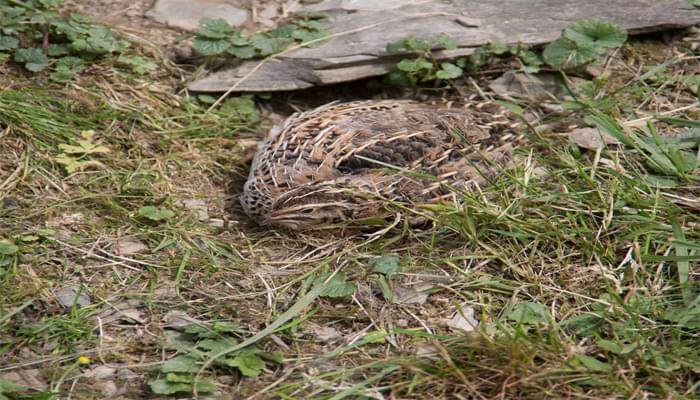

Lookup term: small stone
[176,199,210,221]
[146,0,249,32]
[163,310,199,328]
[55,286,91,308]
[84,365,117,379]
[96,380,118,397]
[313,326,341,341]
[117,369,139,380]
[568,127,620,151]
[393,285,429,305]
[115,239,148,256]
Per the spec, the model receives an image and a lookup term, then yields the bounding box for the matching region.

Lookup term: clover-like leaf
[397,58,433,72]
[192,38,230,56]
[197,18,235,39]
[564,19,627,49]
[226,45,256,59]
[543,37,600,70]
[14,48,49,72]
[0,35,19,51]
[117,55,157,75]
[435,62,463,79]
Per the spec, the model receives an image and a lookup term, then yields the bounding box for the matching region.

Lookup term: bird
[240,99,524,231]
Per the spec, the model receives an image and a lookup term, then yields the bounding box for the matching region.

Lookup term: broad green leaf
[405,36,432,51]
[148,378,216,395]
[292,28,326,45]
[564,19,627,49]
[47,43,70,56]
[226,45,256,59]
[507,302,548,324]
[543,37,600,70]
[486,42,508,55]
[0,35,18,51]
[574,354,612,372]
[117,55,157,74]
[372,255,398,275]
[138,206,175,222]
[212,321,242,333]
[435,34,457,50]
[197,18,234,39]
[221,349,265,377]
[0,240,18,255]
[161,355,199,373]
[397,57,433,72]
[220,96,260,121]
[198,338,234,354]
[316,271,357,298]
[192,38,230,56]
[435,62,463,79]
[596,339,623,354]
[14,48,49,72]
[250,35,292,55]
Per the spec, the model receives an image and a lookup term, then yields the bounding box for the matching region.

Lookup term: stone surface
[146,0,248,32]
[189,0,700,92]
[55,286,91,308]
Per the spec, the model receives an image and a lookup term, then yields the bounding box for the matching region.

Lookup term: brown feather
[241,100,525,230]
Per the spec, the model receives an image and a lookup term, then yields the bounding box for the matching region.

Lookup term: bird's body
[241,100,523,230]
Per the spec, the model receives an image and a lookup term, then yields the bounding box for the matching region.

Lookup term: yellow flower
[77,356,91,365]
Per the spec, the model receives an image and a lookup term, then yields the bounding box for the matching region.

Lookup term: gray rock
[147,0,248,32]
[55,286,91,308]
[189,0,700,92]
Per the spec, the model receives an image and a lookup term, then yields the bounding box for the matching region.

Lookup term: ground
[0,1,699,399]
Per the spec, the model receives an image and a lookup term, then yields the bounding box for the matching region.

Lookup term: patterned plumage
[241,99,524,230]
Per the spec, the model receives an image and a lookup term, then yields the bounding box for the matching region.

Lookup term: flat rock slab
[189,0,700,92]
[147,0,248,32]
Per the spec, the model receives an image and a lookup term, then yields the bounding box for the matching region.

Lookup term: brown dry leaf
[490,71,578,102]
[446,304,479,333]
[393,285,430,304]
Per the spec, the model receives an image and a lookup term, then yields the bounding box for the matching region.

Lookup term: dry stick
[205,11,453,113]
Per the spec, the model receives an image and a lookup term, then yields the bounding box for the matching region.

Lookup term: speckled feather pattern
[241,100,524,230]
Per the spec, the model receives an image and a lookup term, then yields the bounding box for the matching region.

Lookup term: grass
[0,19,698,400]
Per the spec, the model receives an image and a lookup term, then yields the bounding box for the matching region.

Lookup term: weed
[191,14,328,59]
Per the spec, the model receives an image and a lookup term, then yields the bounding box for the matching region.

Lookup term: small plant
[0,0,152,81]
[192,15,328,59]
[386,19,626,86]
[386,35,543,86]
[543,19,627,70]
[148,322,282,395]
[54,130,110,173]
